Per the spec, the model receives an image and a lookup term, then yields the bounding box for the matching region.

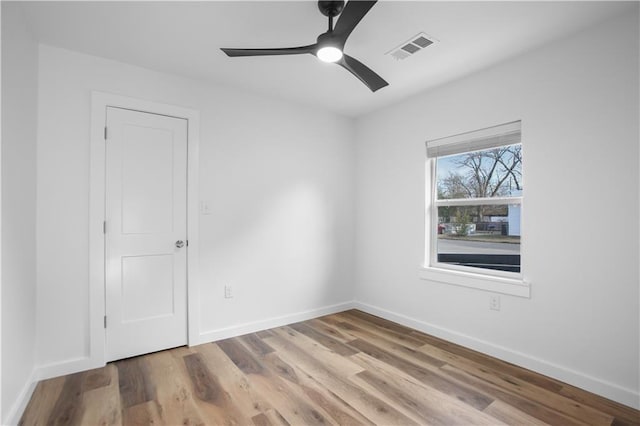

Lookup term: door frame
[89,91,200,367]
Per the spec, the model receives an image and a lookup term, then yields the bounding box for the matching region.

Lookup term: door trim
[89,91,200,367]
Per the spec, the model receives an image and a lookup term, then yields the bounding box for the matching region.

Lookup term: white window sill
[420,265,530,298]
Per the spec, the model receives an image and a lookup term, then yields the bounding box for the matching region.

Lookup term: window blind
[426,120,521,158]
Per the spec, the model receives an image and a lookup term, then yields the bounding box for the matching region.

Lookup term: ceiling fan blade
[333,0,377,43]
[337,54,388,92]
[221,44,316,57]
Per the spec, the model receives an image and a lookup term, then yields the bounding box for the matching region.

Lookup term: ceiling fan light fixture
[317,46,343,63]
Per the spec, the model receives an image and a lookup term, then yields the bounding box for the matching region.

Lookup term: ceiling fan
[220,0,388,92]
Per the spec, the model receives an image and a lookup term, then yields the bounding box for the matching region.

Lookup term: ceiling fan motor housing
[316,31,344,51]
[318,0,345,18]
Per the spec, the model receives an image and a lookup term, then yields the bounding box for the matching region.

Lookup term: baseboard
[13,299,637,423]
[36,356,104,382]
[34,302,356,382]
[198,301,356,344]
[3,368,38,426]
[353,301,640,410]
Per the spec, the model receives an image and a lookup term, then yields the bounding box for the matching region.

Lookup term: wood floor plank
[82,365,113,392]
[143,349,207,425]
[263,329,420,425]
[327,319,446,369]
[483,399,551,426]
[216,336,338,425]
[121,400,163,426]
[183,352,227,404]
[289,321,359,356]
[79,364,122,426]
[194,342,274,417]
[45,371,86,426]
[247,373,336,425]
[315,313,347,326]
[344,310,419,336]
[306,318,358,344]
[261,351,374,426]
[19,375,66,426]
[441,363,588,425]
[272,326,364,377]
[315,316,364,342]
[239,333,275,356]
[348,338,494,411]
[444,361,615,425]
[343,310,432,346]
[255,329,275,339]
[349,350,507,425]
[181,350,249,424]
[183,351,254,425]
[251,412,272,426]
[352,366,504,425]
[558,383,640,426]
[20,310,640,426]
[252,409,290,426]
[413,328,566,393]
[170,345,197,356]
[417,341,614,425]
[116,356,156,409]
[242,326,371,425]
[334,312,427,349]
[216,338,266,375]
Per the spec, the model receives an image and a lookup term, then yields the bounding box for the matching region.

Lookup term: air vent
[386,32,437,61]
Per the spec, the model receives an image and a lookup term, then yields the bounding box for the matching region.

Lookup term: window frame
[421,122,530,297]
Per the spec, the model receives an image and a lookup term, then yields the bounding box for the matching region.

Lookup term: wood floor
[20,310,639,426]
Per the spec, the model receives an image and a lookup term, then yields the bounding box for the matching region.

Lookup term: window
[422,121,527,295]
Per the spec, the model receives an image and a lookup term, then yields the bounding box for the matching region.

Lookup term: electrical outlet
[489,295,500,311]
[224,285,233,299]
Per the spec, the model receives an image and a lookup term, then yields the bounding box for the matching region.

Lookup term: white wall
[1,3,39,423]
[36,45,355,367]
[354,11,639,407]
[8,2,637,417]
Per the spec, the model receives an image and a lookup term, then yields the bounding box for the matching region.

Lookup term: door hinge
[104,316,107,328]
[104,127,108,140]
[186,240,189,247]
[103,221,106,234]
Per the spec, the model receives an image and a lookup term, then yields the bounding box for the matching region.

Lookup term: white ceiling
[19,1,633,117]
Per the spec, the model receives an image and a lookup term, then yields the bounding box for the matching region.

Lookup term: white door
[105,107,188,361]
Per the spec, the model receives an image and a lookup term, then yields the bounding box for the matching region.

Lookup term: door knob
[175,240,185,248]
